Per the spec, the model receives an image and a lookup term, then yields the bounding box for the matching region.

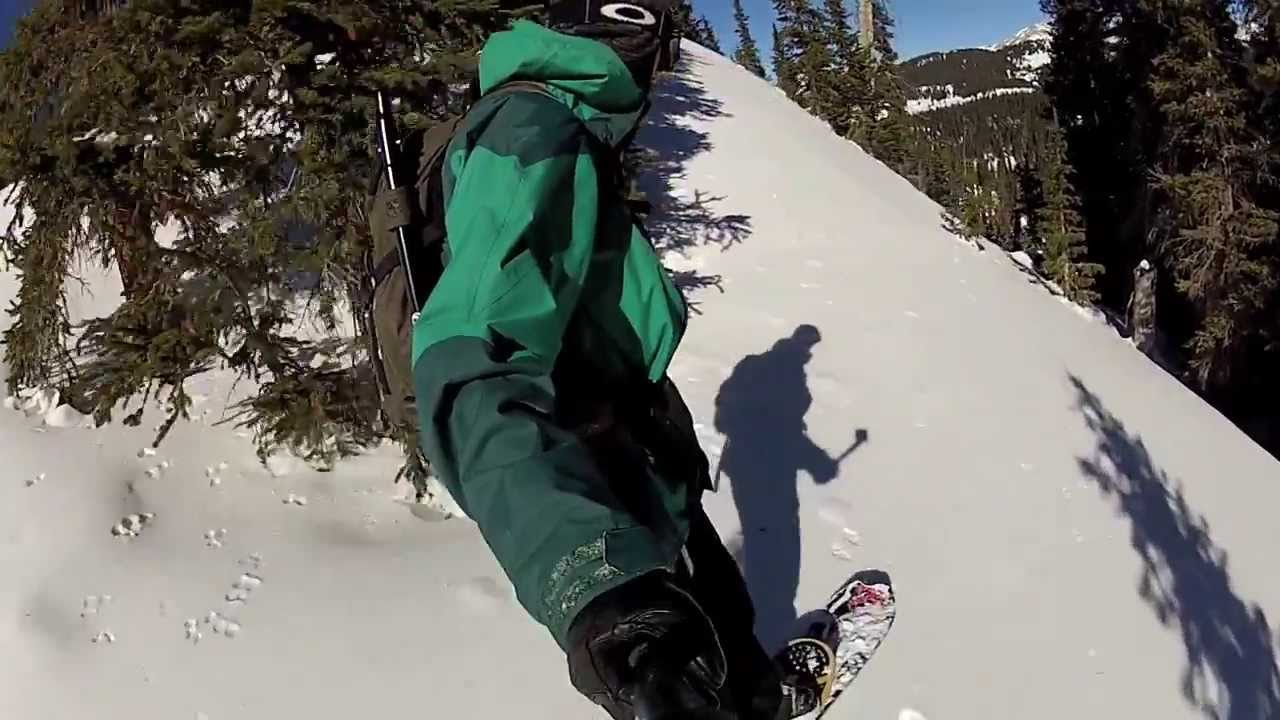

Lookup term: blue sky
[0,0,34,49]
[702,0,1046,63]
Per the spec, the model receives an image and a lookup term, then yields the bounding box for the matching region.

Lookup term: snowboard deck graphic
[775,569,896,719]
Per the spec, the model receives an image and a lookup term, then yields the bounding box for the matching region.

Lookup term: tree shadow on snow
[633,52,752,306]
[714,325,868,651]
[1070,375,1280,720]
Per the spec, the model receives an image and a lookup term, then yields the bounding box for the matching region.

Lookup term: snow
[991,21,1053,51]
[1011,48,1051,82]
[3,41,1280,720]
[72,127,122,145]
[1018,49,1051,71]
[907,86,1037,115]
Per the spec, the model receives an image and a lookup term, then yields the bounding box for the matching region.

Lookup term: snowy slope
[4,42,1280,720]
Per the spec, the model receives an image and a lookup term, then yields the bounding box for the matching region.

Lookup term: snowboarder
[1128,259,1157,356]
[409,3,785,718]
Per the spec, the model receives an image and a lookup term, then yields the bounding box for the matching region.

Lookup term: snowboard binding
[772,569,897,719]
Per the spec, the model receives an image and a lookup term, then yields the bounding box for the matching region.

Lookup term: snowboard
[774,569,896,719]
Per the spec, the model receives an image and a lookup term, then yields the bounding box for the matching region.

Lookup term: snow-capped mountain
[992,21,1053,51]
[901,21,1053,115]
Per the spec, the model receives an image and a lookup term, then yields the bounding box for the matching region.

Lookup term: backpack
[361,80,556,490]
[360,81,674,495]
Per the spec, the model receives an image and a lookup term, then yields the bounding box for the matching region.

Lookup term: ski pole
[374,90,424,319]
[835,429,870,466]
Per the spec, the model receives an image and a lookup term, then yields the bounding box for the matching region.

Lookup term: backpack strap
[362,81,561,307]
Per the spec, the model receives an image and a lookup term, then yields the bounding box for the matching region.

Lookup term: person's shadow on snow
[714,325,868,651]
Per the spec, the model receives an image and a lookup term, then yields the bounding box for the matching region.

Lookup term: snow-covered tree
[0,0,514,484]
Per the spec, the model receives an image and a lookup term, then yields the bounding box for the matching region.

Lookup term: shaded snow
[2,42,1279,720]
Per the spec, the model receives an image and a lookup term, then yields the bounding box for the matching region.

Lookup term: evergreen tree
[817,0,865,135]
[958,183,999,242]
[844,0,907,172]
[0,0,515,485]
[861,59,911,171]
[821,0,857,61]
[771,22,792,92]
[1146,0,1279,392]
[871,0,897,63]
[1245,0,1279,141]
[672,1,721,54]
[917,136,962,212]
[731,0,766,77]
[692,15,722,53]
[1015,157,1047,255]
[1040,0,1164,307]
[772,0,824,107]
[1038,125,1103,303]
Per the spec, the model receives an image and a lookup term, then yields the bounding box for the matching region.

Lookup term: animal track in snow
[143,460,170,479]
[204,529,227,548]
[225,573,263,603]
[830,544,853,561]
[204,610,242,638]
[205,462,229,487]
[191,557,263,642]
[81,594,112,618]
[82,595,116,644]
[26,472,44,487]
[206,462,228,474]
[111,512,155,538]
[184,618,203,644]
[842,528,862,546]
[282,493,308,506]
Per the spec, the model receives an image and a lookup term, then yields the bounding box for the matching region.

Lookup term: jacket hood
[477,20,650,148]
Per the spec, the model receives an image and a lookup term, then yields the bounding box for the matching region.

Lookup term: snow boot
[566,571,735,720]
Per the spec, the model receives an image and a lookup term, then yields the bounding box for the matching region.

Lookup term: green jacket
[411,21,698,645]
